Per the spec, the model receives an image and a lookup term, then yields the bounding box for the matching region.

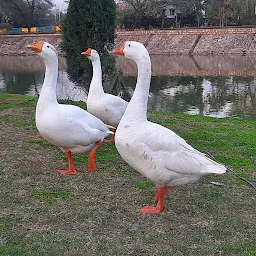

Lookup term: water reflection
[0,55,87,101]
[124,75,256,118]
[0,55,256,119]
[0,70,88,101]
[116,54,256,76]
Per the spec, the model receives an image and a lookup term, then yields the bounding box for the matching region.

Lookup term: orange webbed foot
[137,205,164,214]
[138,186,170,214]
[56,168,77,175]
[57,151,77,174]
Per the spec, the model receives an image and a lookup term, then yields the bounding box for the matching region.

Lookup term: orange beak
[112,45,124,56]
[26,41,44,53]
[81,48,92,56]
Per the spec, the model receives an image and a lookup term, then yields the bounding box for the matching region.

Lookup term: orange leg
[154,186,171,202]
[104,128,116,143]
[88,140,102,172]
[56,151,77,175]
[137,186,171,214]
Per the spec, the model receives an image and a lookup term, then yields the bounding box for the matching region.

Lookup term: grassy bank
[0,93,255,256]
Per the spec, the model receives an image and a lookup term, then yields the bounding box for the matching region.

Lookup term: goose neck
[38,57,58,105]
[89,58,104,96]
[125,56,151,122]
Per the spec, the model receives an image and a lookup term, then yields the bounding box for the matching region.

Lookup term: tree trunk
[160,9,165,29]
[132,12,140,30]
[197,15,200,27]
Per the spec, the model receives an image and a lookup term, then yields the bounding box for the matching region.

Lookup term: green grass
[0,114,35,127]
[0,93,37,111]
[33,189,73,203]
[135,181,155,189]
[0,93,255,256]
[25,138,54,148]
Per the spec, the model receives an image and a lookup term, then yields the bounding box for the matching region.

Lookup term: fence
[0,25,61,35]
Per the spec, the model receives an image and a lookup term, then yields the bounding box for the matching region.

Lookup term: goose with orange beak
[81,48,128,142]
[26,41,113,174]
[112,41,226,214]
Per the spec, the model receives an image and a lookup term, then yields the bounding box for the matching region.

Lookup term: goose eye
[47,45,50,48]
[128,44,131,47]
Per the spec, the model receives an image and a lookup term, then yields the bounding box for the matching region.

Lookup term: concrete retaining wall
[1,27,256,55]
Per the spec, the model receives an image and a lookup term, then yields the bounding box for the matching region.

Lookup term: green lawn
[0,93,255,256]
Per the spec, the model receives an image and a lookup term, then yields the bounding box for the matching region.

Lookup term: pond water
[0,54,256,119]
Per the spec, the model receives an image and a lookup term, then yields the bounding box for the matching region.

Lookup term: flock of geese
[26,40,226,214]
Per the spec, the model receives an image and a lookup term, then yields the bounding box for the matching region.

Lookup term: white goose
[81,48,128,142]
[26,41,113,174]
[112,41,226,214]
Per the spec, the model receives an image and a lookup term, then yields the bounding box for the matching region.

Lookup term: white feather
[114,41,226,188]
[35,42,111,155]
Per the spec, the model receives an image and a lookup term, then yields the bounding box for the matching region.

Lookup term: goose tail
[202,158,227,174]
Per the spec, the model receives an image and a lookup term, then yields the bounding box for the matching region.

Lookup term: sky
[52,0,68,11]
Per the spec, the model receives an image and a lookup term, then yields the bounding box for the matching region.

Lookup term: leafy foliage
[61,0,116,87]
[118,0,168,29]
[117,0,256,28]
[0,0,55,28]
[205,0,256,26]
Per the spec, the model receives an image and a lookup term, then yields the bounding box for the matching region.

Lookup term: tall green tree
[61,0,116,87]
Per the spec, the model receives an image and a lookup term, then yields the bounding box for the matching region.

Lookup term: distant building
[164,5,179,19]
[116,1,180,19]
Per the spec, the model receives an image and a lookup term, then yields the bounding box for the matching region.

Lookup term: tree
[226,0,256,25]
[61,0,117,88]
[203,0,256,26]
[171,0,204,27]
[52,0,69,26]
[0,0,54,28]
[119,0,168,29]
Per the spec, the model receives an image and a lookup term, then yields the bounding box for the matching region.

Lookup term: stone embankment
[1,27,256,56]
[0,34,62,56]
[115,27,256,55]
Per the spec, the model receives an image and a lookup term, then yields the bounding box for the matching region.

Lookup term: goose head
[81,48,100,62]
[26,41,58,62]
[112,41,148,62]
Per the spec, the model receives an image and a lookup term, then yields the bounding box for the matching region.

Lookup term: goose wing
[143,121,226,175]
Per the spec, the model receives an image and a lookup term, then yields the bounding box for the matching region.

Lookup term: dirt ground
[0,94,255,256]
